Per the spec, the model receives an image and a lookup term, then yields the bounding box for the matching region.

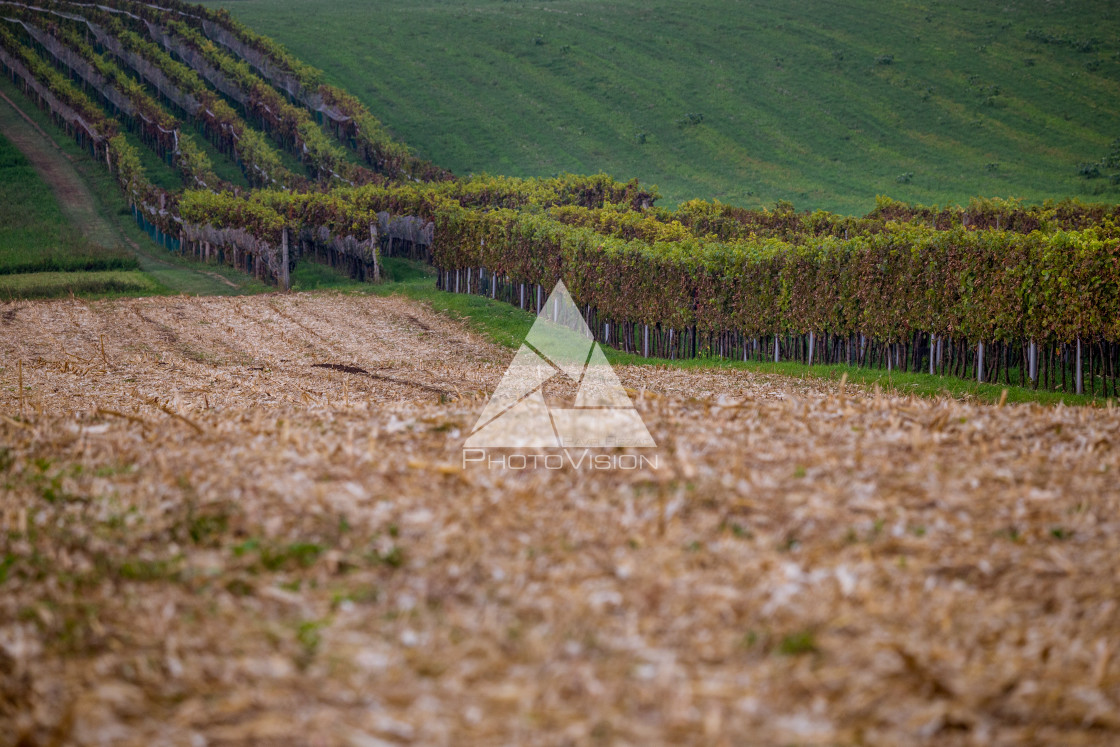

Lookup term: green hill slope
[199,0,1120,213]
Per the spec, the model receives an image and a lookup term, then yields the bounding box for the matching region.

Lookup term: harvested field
[1,293,1119,745]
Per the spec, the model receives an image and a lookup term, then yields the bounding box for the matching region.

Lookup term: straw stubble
[0,293,1118,745]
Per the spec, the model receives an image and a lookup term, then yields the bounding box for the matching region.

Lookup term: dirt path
[0,88,250,295]
[1,293,1119,745]
[0,88,118,248]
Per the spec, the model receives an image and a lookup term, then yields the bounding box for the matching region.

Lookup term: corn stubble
[1,293,1118,745]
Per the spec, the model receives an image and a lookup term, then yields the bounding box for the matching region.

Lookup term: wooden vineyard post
[281,226,290,291]
[808,332,815,365]
[774,334,780,363]
[370,223,380,282]
[977,342,985,383]
[1077,338,1083,395]
[1029,340,1038,386]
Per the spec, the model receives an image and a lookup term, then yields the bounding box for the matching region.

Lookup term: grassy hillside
[0,131,134,274]
[200,0,1120,213]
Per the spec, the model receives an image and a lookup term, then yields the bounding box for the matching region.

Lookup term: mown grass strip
[0,270,163,299]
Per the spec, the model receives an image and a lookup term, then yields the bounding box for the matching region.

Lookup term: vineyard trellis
[420,204,1120,397]
[6,13,226,188]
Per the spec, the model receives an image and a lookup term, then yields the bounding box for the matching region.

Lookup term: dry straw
[0,293,1118,745]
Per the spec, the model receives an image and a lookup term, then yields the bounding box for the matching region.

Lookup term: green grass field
[0,269,162,298]
[0,132,136,274]
[200,0,1120,213]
